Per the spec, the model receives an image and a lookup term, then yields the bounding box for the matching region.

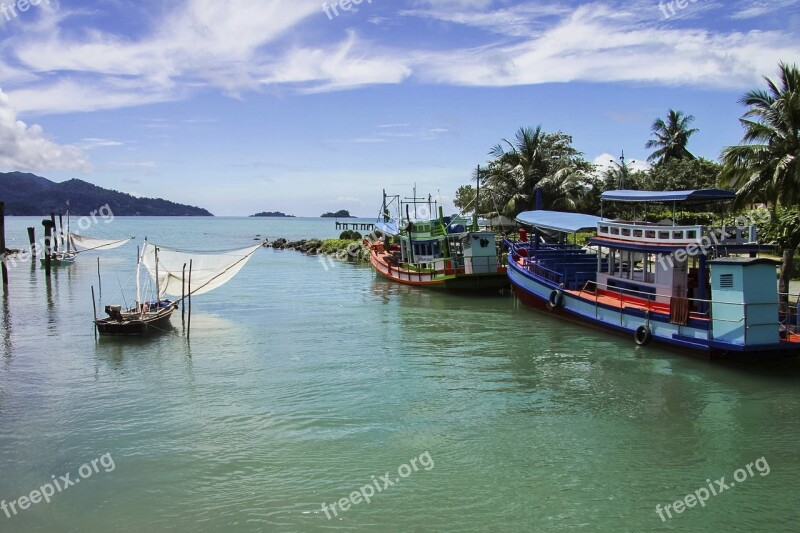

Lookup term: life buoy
[547,289,564,310]
[634,325,652,346]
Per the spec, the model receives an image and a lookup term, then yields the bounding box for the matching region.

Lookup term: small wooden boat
[95,300,177,336]
[95,240,261,337]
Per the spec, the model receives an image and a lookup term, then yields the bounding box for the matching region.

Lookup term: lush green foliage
[645,109,698,164]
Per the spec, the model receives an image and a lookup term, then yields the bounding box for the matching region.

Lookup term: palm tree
[485,126,584,216]
[645,109,699,164]
[720,62,800,298]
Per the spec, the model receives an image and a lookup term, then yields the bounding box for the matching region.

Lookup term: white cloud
[730,0,799,19]
[0,90,90,172]
[0,0,797,115]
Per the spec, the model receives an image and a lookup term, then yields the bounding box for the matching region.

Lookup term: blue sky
[0,0,798,216]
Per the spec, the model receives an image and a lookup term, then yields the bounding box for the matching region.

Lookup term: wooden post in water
[49,213,58,253]
[187,259,193,339]
[97,257,102,302]
[91,286,98,339]
[27,227,35,256]
[181,263,186,321]
[0,202,8,289]
[42,219,54,277]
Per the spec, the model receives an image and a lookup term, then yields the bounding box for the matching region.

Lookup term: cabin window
[720,273,734,289]
[645,230,656,239]
[622,228,631,237]
[658,231,670,240]
[599,226,609,234]
[673,231,683,239]
[611,227,620,235]
[687,230,697,239]
[633,229,643,238]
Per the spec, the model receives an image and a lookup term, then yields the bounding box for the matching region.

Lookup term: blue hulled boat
[506,189,800,359]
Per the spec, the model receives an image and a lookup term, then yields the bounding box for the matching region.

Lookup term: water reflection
[1,290,11,360]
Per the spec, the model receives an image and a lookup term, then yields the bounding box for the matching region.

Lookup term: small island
[321,209,356,218]
[251,211,295,218]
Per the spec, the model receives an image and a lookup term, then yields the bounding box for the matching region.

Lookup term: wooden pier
[335,221,374,231]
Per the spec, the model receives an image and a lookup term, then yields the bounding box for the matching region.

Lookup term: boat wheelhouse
[506,189,800,359]
[368,191,507,290]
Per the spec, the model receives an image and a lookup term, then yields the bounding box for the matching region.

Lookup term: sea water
[1,217,799,532]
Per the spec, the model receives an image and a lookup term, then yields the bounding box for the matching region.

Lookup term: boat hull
[508,258,799,360]
[370,249,507,291]
[95,304,177,336]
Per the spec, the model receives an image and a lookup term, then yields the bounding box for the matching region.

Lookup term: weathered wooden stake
[49,213,58,253]
[187,259,193,339]
[97,257,102,302]
[181,263,186,321]
[27,227,35,256]
[91,286,98,340]
[42,219,54,277]
[0,202,8,288]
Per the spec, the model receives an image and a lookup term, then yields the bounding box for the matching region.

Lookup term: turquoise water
[1,217,799,532]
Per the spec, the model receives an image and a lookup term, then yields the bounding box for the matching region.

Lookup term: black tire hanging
[634,325,653,346]
[547,289,564,310]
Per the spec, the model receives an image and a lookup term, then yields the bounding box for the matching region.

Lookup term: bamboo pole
[187,259,193,339]
[181,263,186,321]
[91,286,98,340]
[97,257,102,302]
[0,202,8,288]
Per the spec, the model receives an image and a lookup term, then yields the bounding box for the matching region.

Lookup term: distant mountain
[321,210,356,218]
[251,211,295,218]
[0,172,213,216]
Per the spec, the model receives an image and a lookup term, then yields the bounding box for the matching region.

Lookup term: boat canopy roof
[601,189,736,204]
[375,220,400,236]
[516,211,602,233]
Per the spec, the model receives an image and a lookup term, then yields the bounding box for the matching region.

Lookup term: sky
[0,0,798,217]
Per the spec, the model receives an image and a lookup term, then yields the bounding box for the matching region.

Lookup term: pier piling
[42,219,54,277]
[187,260,193,339]
[27,227,35,256]
[49,213,58,253]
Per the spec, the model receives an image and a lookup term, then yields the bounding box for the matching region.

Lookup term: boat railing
[596,221,756,245]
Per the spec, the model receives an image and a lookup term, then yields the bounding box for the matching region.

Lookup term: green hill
[0,172,213,216]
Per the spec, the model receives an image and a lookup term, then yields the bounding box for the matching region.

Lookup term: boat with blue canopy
[505,189,800,359]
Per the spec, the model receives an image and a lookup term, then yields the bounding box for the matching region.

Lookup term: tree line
[454,62,800,291]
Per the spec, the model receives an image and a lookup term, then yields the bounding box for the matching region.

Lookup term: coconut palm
[645,109,699,164]
[484,126,584,216]
[720,62,800,298]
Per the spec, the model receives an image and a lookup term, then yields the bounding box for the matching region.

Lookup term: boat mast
[65,210,71,253]
[136,242,143,312]
[474,165,480,231]
[155,245,160,304]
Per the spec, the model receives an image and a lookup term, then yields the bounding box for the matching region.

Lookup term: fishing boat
[40,212,132,267]
[95,240,261,336]
[367,191,507,290]
[506,189,800,359]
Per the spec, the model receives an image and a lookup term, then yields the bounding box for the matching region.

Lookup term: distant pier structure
[335,221,374,231]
